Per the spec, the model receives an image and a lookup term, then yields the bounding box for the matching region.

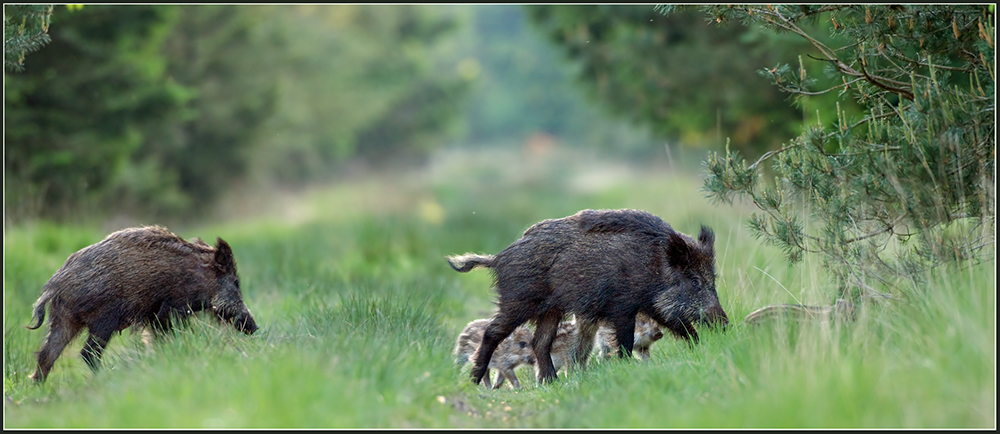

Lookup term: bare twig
[858,59,915,100]
[891,51,974,72]
[748,142,803,171]
[775,76,866,96]
[843,213,909,244]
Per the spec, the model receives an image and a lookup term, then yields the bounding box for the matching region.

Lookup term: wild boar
[596,312,665,361]
[25,225,258,382]
[454,318,535,389]
[545,319,581,375]
[448,208,728,385]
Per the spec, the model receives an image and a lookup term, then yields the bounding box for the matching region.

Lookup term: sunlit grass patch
[4,147,994,428]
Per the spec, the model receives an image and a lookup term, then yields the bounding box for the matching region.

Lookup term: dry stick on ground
[743,299,857,326]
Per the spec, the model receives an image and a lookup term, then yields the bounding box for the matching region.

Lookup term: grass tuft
[4,147,994,428]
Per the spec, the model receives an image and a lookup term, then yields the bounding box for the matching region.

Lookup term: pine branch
[3,4,54,73]
[689,5,994,298]
[759,6,920,102]
[858,59,915,101]
[890,51,974,73]
[842,213,908,244]
[747,142,803,171]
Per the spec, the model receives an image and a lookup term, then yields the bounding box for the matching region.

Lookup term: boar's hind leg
[81,321,118,372]
[30,316,83,382]
[471,315,525,387]
[532,310,563,384]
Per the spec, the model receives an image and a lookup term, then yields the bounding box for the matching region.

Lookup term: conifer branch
[688,4,994,298]
[858,59,915,100]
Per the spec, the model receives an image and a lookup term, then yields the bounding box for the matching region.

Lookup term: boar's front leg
[151,301,194,336]
[610,315,637,359]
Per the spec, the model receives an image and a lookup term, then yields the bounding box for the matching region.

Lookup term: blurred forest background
[4,4,858,225]
[4,5,994,428]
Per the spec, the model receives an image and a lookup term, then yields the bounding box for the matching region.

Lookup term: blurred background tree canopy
[5,5,870,225]
[5,5,470,221]
[524,5,864,156]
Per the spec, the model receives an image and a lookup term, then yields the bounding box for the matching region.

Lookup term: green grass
[3,147,995,428]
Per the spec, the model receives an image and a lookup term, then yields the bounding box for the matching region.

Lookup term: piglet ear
[698,225,715,255]
[665,231,693,270]
[214,237,237,274]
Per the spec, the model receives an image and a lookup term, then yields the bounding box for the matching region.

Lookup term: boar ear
[665,231,694,270]
[698,225,715,254]
[214,237,237,274]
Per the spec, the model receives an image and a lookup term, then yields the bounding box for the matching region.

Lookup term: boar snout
[236,314,258,335]
[700,303,729,330]
[215,308,258,334]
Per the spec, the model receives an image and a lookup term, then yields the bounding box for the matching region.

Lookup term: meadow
[3,146,995,428]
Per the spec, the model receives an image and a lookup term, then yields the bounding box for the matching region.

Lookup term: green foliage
[449,6,656,155]
[525,5,859,157]
[4,149,993,427]
[4,5,470,223]
[151,6,280,212]
[5,5,193,220]
[3,4,54,73]
[255,5,469,180]
[691,5,995,299]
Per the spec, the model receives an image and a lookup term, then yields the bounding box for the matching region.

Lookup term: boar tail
[25,291,53,330]
[447,253,496,272]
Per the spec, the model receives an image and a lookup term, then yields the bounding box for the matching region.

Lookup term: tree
[3,4,54,73]
[4,5,194,220]
[525,5,857,157]
[4,5,472,222]
[454,5,621,150]
[243,5,470,183]
[351,5,470,165]
[670,5,995,300]
[154,5,282,212]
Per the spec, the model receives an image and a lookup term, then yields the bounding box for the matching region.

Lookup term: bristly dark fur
[447,208,728,386]
[575,208,675,238]
[25,226,258,382]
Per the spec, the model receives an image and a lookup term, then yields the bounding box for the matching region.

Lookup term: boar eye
[234,278,240,288]
[518,341,528,349]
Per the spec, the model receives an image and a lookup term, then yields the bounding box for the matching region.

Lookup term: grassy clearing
[3,146,995,428]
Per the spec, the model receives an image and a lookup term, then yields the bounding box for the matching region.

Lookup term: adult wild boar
[447,209,727,385]
[25,225,258,382]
